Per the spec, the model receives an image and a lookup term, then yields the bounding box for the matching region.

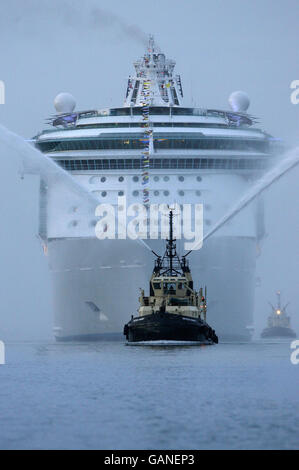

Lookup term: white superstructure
[34,36,276,341]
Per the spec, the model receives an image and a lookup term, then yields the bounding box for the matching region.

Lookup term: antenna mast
[152,209,189,276]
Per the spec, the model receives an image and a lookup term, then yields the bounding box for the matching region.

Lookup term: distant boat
[261,291,296,338]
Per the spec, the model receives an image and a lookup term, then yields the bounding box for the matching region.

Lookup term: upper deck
[34,36,280,172]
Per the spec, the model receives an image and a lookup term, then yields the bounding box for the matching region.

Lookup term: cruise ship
[33,36,277,341]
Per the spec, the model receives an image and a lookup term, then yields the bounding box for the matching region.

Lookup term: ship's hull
[48,234,256,342]
[261,326,296,338]
[124,312,218,344]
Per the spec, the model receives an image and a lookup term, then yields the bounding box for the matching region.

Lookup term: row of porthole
[95,190,202,197]
[90,175,203,183]
[69,219,212,228]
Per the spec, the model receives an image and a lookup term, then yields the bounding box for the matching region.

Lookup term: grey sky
[0,0,298,339]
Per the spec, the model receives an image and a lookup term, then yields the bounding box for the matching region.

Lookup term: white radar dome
[54,92,76,114]
[228,91,250,112]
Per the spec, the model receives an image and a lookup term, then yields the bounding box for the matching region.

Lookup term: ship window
[133,190,139,196]
[153,282,161,289]
[196,190,201,196]
[152,159,161,169]
[74,122,233,130]
[118,176,124,182]
[154,176,159,182]
[118,191,124,196]
[109,108,131,116]
[163,190,169,196]
[171,107,194,116]
[147,107,170,115]
[54,158,268,172]
[101,191,107,197]
[131,81,139,104]
[179,190,184,196]
[101,177,106,183]
[37,137,269,153]
[133,176,139,182]
[171,88,179,106]
[163,176,169,181]
[196,176,202,182]
[178,176,184,181]
[164,282,176,293]
[154,191,159,196]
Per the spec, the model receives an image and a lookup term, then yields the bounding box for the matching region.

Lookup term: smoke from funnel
[0,0,148,46]
[90,7,148,46]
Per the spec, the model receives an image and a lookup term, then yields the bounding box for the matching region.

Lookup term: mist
[0,0,298,340]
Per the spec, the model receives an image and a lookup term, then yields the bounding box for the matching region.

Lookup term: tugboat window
[153,282,161,289]
[164,282,176,293]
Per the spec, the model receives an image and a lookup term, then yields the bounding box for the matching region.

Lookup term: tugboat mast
[167,210,175,275]
[277,291,281,310]
[152,210,188,276]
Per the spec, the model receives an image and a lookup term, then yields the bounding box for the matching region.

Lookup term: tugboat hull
[261,327,296,338]
[124,313,218,344]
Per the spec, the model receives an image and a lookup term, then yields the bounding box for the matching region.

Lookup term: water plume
[0,123,98,208]
[0,123,153,252]
[203,147,299,243]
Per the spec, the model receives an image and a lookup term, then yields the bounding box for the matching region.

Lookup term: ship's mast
[276,291,281,310]
[167,210,175,274]
[124,35,183,107]
[152,210,189,276]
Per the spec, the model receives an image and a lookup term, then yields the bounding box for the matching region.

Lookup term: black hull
[261,326,296,339]
[124,313,218,344]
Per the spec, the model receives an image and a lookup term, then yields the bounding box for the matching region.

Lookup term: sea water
[0,340,298,450]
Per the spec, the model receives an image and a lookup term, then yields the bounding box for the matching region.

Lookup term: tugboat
[123,211,218,345]
[261,291,296,338]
